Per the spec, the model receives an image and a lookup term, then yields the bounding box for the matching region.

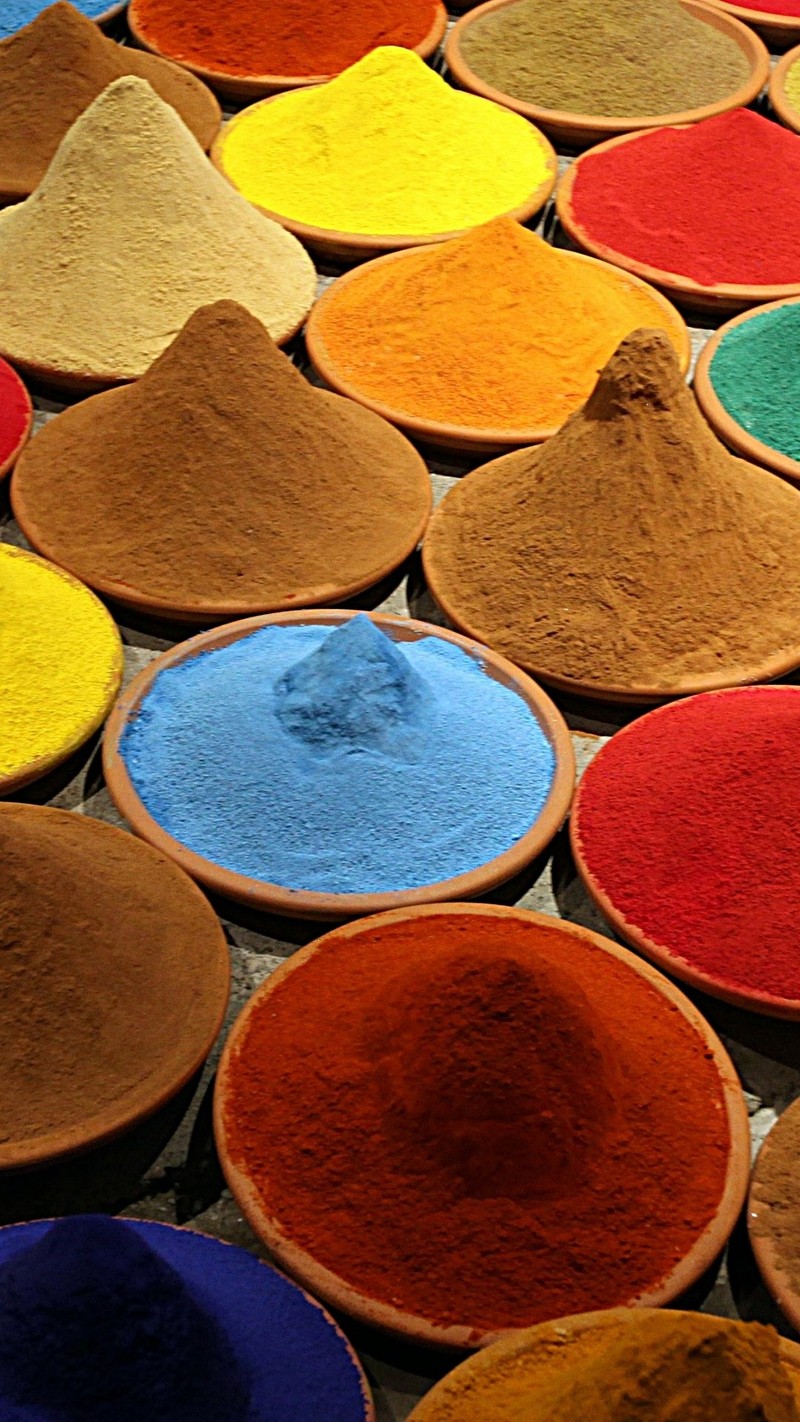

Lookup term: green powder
[708,304,800,464]
[459,0,750,118]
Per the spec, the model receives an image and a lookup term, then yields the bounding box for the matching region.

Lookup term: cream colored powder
[0,76,316,383]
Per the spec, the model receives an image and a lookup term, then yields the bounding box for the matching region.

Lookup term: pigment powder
[0,1215,371,1421]
[751,1100,800,1303]
[707,303,800,464]
[0,77,315,384]
[0,544,122,785]
[12,302,431,617]
[567,109,800,287]
[785,56,800,112]
[310,217,687,436]
[129,0,440,80]
[214,48,553,236]
[120,616,557,895]
[0,3,220,202]
[217,909,732,1333]
[0,803,229,1165]
[0,357,30,475]
[423,330,800,694]
[407,1312,800,1422]
[459,0,749,117]
[572,687,800,1005]
[0,0,109,37]
[730,0,800,12]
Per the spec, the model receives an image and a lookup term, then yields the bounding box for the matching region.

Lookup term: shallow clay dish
[750,1100,800,1332]
[771,44,800,129]
[128,2,447,100]
[211,101,558,264]
[213,904,750,1347]
[557,129,800,314]
[447,0,769,149]
[0,363,32,481]
[306,249,690,453]
[103,610,575,920]
[703,0,800,48]
[95,0,127,23]
[694,299,800,484]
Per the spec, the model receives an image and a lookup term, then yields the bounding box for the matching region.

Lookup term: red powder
[569,110,800,287]
[573,687,800,1003]
[0,356,30,475]
[733,0,800,13]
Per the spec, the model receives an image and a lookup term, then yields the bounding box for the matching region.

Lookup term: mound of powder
[309,218,687,435]
[0,3,220,201]
[459,0,749,117]
[0,356,31,477]
[567,109,800,288]
[423,329,800,694]
[214,47,553,237]
[0,76,316,384]
[0,0,108,37]
[120,616,557,895]
[708,303,800,464]
[752,1099,800,1302]
[12,301,432,616]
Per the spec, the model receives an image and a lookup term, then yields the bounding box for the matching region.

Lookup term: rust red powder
[568,110,800,287]
[0,356,30,476]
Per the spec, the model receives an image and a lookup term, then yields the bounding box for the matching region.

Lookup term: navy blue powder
[0,0,113,37]
[121,616,556,894]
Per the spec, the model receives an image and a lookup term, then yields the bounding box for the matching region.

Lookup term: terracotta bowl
[211,99,558,264]
[702,0,800,49]
[213,904,750,1348]
[750,1099,800,1331]
[306,248,690,453]
[96,0,127,23]
[128,3,448,100]
[771,43,800,129]
[557,128,800,314]
[694,299,800,484]
[446,0,770,149]
[102,610,576,921]
[404,1307,800,1417]
[0,363,32,482]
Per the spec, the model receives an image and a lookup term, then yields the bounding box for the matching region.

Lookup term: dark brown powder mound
[12,300,432,617]
[423,328,800,695]
[0,2,220,201]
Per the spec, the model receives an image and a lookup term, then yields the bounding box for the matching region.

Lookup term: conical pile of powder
[423,329,800,695]
[12,301,432,616]
[0,3,220,201]
[0,77,316,385]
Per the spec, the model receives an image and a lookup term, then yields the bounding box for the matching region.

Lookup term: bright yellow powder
[0,544,123,783]
[785,59,800,114]
[214,47,553,236]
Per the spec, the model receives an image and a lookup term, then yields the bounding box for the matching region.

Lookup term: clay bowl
[447,0,769,150]
[694,299,800,484]
[306,248,690,453]
[211,99,558,264]
[128,3,448,100]
[0,362,32,481]
[771,43,800,129]
[749,1099,800,1331]
[557,128,800,315]
[96,0,128,23]
[404,1307,800,1417]
[702,0,800,49]
[213,904,750,1348]
[102,610,575,921]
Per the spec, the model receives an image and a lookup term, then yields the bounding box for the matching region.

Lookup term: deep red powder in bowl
[732,0,800,13]
[567,110,800,288]
[0,356,30,477]
[572,686,800,1010]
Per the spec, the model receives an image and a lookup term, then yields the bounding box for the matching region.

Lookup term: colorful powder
[214,47,553,236]
[732,0,800,13]
[0,0,110,38]
[120,617,556,895]
[0,356,30,475]
[751,1098,800,1306]
[708,303,800,464]
[786,56,800,109]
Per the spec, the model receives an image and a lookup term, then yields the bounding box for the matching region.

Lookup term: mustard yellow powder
[785,59,800,114]
[215,47,553,236]
[0,544,123,782]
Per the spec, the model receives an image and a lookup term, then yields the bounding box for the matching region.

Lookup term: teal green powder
[708,304,800,463]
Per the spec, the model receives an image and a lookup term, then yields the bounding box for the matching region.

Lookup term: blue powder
[0,0,113,37]
[121,615,556,895]
[0,1215,370,1421]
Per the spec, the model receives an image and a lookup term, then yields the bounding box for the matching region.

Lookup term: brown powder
[0,3,220,202]
[12,301,432,617]
[423,329,800,695]
[751,1100,800,1298]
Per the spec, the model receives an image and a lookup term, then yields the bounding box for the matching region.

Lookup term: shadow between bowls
[749,1099,800,1333]
[703,0,800,49]
[102,609,576,921]
[96,0,128,24]
[212,904,751,1349]
[446,0,770,150]
[771,44,800,129]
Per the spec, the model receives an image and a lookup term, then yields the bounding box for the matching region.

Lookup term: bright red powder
[0,357,30,476]
[733,0,800,13]
[573,687,800,1003]
[568,110,800,287]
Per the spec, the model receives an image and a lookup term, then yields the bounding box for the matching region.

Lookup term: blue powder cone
[0,1215,251,1420]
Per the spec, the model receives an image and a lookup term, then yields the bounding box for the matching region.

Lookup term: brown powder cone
[12,300,432,618]
[0,3,220,201]
[423,328,800,697]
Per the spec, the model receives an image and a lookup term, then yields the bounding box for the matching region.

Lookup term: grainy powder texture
[12,302,432,616]
[709,304,800,463]
[460,0,749,117]
[423,330,800,694]
[752,1100,800,1295]
[0,77,316,383]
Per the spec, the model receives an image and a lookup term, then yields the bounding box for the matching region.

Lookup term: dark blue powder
[0,1216,370,1421]
[0,0,112,37]
[121,615,556,894]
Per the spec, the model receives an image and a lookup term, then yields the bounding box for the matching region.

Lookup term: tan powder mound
[423,329,800,696]
[0,3,220,201]
[0,76,316,386]
[11,300,432,617]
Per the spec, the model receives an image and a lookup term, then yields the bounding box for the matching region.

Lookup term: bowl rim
[0,360,33,483]
[770,42,800,129]
[702,0,800,42]
[212,902,751,1348]
[749,1097,800,1333]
